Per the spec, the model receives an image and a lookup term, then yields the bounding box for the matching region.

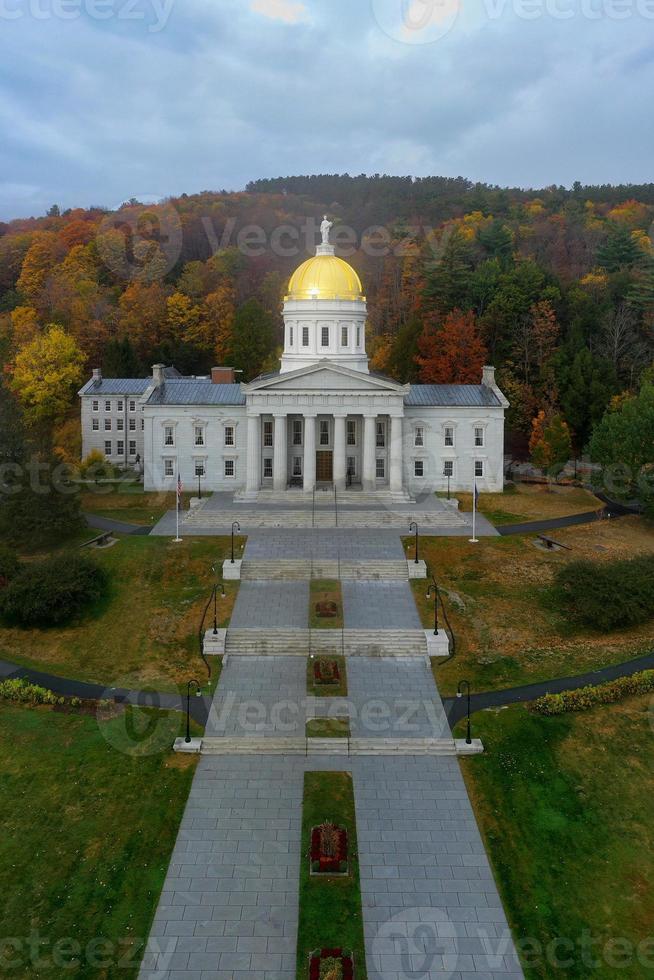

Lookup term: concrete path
[230,582,309,628]
[84,512,152,535]
[206,657,308,737]
[243,528,405,560]
[343,581,422,630]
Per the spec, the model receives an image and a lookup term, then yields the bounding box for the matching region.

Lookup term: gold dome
[286,254,364,301]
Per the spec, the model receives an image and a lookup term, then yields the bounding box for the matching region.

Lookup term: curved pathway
[84,512,152,535]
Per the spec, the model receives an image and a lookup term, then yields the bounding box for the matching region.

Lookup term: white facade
[79,243,508,496]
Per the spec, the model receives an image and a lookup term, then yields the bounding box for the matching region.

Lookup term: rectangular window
[141,419,144,430]
[302,326,309,347]
[475,427,484,447]
[292,456,302,477]
[319,420,330,446]
[194,426,204,446]
[92,400,99,412]
[414,426,424,447]
[223,425,234,447]
[263,457,273,479]
[164,425,174,447]
[376,422,385,448]
[375,458,385,479]
[129,440,136,456]
[195,460,206,477]
[444,426,454,447]
[290,326,294,346]
[129,400,136,412]
[321,326,329,347]
[104,440,112,456]
[263,420,273,447]
[443,460,454,478]
[92,418,99,431]
[129,418,136,431]
[356,326,361,347]
[341,325,348,346]
[104,418,111,431]
[105,400,111,412]
[346,420,356,446]
[117,440,124,456]
[117,400,124,412]
[475,460,484,478]
[164,458,174,477]
[292,420,302,446]
[116,418,124,431]
[414,460,424,477]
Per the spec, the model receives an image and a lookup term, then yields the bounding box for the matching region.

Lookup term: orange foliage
[415,309,488,384]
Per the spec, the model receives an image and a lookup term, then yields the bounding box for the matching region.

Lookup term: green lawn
[0,536,242,690]
[456,483,604,525]
[458,699,654,979]
[0,702,197,979]
[408,518,654,695]
[80,488,205,526]
[296,772,366,980]
[309,580,343,629]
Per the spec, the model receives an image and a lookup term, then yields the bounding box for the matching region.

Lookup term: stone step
[183,508,466,529]
[224,629,428,657]
[199,736,457,756]
[234,490,416,506]
[240,559,409,581]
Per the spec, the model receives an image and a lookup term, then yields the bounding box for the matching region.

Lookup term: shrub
[0,552,109,626]
[79,449,115,480]
[0,545,19,587]
[0,678,65,705]
[532,670,654,716]
[552,554,654,630]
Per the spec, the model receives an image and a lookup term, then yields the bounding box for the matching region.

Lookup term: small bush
[0,678,65,705]
[0,545,20,587]
[0,552,109,626]
[532,670,654,716]
[552,554,654,630]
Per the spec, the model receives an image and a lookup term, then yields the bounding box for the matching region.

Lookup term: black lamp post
[197,471,203,500]
[456,679,472,745]
[409,521,419,564]
[231,521,241,564]
[445,471,451,501]
[185,679,201,743]
[425,579,439,636]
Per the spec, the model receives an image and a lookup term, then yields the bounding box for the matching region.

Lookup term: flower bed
[309,948,354,979]
[531,669,654,716]
[313,658,341,686]
[310,821,349,875]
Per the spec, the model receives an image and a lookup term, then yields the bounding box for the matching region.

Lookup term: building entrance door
[316,451,333,483]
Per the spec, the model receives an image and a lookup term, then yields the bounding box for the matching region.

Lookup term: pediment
[244,361,408,394]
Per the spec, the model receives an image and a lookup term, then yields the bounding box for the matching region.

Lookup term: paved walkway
[230,582,309,628]
[343,581,422,629]
[243,529,405,560]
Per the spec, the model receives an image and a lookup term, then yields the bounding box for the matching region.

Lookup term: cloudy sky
[0,0,652,218]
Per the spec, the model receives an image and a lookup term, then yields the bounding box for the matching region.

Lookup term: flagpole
[469,476,479,544]
[174,472,183,543]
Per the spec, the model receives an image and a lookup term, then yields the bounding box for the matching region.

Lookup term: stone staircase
[183,507,466,529]
[199,736,457,756]
[234,489,416,505]
[240,559,410,581]
[225,628,428,657]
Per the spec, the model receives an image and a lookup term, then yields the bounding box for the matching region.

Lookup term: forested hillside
[1,173,653,464]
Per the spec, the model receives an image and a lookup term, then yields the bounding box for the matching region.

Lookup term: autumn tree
[228,299,275,380]
[16,231,64,308]
[10,326,85,429]
[529,411,572,481]
[416,309,488,384]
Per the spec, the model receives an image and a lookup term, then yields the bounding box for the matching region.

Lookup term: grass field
[454,483,604,526]
[458,698,654,979]
[411,517,654,695]
[80,488,200,526]
[0,703,197,979]
[0,536,241,690]
[296,772,366,980]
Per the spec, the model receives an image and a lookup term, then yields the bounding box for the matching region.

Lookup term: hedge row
[0,553,109,626]
[553,554,654,631]
[0,678,71,706]
[531,670,654,716]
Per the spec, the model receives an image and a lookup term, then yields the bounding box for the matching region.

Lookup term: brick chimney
[211,366,235,384]
[482,365,496,388]
[152,364,166,387]
[92,367,102,384]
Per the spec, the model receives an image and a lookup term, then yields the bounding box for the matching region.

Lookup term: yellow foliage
[10,306,40,347]
[9,325,85,428]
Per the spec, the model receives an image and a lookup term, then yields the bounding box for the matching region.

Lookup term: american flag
[177,473,183,505]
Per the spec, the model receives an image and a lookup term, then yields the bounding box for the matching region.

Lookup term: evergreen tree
[103,336,142,377]
[228,299,276,381]
[477,220,514,265]
[589,384,654,509]
[387,315,422,383]
[597,224,642,273]
[423,229,474,312]
[559,348,617,452]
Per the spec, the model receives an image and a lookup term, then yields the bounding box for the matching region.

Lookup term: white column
[363,414,376,492]
[246,414,260,493]
[273,413,287,491]
[303,414,316,491]
[333,414,346,490]
[390,415,403,493]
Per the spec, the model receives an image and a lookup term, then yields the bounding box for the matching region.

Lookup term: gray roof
[79,378,151,396]
[405,384,501,408]
[145,380,246,406]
